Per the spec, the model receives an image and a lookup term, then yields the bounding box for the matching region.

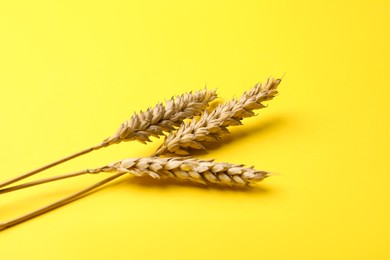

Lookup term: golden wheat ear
[155,78,281,156]
[0,88,217,189]
[108,157,270,186]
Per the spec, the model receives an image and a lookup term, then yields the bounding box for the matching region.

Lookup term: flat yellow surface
[0,1,389,259]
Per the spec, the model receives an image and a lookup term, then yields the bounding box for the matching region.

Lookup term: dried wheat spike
[102,88,217,146]
[107,157,270,186]
[155,78,281,155]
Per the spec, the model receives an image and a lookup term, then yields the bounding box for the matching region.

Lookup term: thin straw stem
[0,144,104,189]
[0,170,90,194]
[0,172,126,231]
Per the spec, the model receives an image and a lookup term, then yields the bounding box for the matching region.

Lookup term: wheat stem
[0,170,91,194]
[0,144,104,189]
[0,172,126,231]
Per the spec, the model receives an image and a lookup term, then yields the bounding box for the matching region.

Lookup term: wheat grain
[155,78,281,155]
[102,88,217,145]
[105,157,269,186]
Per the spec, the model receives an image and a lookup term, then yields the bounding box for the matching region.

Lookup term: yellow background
[0,1,389,259]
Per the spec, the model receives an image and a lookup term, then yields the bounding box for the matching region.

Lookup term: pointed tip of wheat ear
[274,78,282,89]
[259,77,282,92]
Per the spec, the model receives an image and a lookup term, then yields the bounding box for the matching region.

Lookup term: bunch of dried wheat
[0,78,281,230]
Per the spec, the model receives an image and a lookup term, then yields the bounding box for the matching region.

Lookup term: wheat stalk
[0,88,217,189]
[155,78,281,156]
[0,172,127,231]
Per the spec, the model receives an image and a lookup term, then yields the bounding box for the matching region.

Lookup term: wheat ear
[102,88,217,145]
[0,89,217,189]
[108,157,270,186]
[155,78,281,156]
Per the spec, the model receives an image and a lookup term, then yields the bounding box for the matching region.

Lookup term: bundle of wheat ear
[0,78,281,231]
